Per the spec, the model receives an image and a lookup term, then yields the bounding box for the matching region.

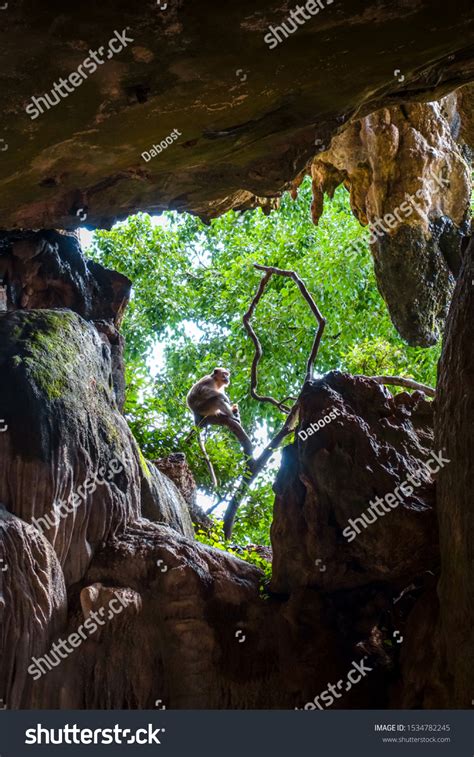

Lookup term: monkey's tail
[197,430,218,489]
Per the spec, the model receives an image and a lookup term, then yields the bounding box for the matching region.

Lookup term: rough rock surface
[153,453,213,532]
[0,230,131,407]
[140,459,194,539]
[35,523,266,709]
[1,1,474,228]
[0,309,142,586]
[271,372,438,594]
[310,98,471,345]
[29,522,394,710]
[0,507,67,708]
[0,231,131,325]
[389,238,474,710]
[434,237,474,707]
[153,453,197,508]
[0,306,196,586]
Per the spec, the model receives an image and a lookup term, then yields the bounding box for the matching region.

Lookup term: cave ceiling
[1,0,474,229]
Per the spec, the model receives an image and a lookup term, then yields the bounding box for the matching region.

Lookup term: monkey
[185,368,254,489]
[186,367,240,426]
[186,368,241,489]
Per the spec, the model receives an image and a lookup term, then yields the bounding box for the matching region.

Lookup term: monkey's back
[186,374,214,410]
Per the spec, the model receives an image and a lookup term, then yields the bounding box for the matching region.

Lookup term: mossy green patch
[24,310,85,401]
[137,445,151,479]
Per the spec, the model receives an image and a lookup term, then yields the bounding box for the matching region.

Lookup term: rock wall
[0,308,142,586]
[0,508,67,709]
[271,372,438,594]
[434,237,474,707]
[0,229,470,711]
[310,96,471,346]
[0,231,197,591]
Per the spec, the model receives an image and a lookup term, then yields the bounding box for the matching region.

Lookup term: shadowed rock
[0,309,142,585]
[140,459,194,539]
[271,372,438,594]
[153,453,214,532]
[0,507,67,709]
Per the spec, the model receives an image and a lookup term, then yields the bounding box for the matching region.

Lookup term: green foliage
[85,178,441,549]
[195,518,272,589]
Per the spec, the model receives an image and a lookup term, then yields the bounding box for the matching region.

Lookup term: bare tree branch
[224,264,326,538]
[243,268,292,412]
[368,375,435,398]
[253,264,326,381]
[223,404,300,539]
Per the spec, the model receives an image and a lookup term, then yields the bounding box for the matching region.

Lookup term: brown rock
[271,372,439,594]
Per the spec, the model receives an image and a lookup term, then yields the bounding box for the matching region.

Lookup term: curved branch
[223,403,300,539]
[243,264,326,412]
[223,263,327,538]
[368,375,435,398]
[253,264,326,381]
[243,269,292,412]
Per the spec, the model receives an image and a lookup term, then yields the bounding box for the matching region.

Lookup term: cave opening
[1,0,473,722]
[0,119,472,711]
[77,174,441,553]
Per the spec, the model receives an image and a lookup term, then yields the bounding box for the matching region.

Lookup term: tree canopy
[86,177,440,545]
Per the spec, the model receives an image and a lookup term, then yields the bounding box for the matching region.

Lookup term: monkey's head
[213,367,230,387]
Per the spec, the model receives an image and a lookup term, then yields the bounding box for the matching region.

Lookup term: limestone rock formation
[140,459,194,538]
[0,230,131,324]
[434,237,474,708]
[0,308,142,586]
[271,372,438,594]
[0,508,67,708]
[0,232,199,592]
[153,453,213,532]
[310,98,471,346]
[0,1,473,713]
[1,1,474,228]
[0,230,131,407]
